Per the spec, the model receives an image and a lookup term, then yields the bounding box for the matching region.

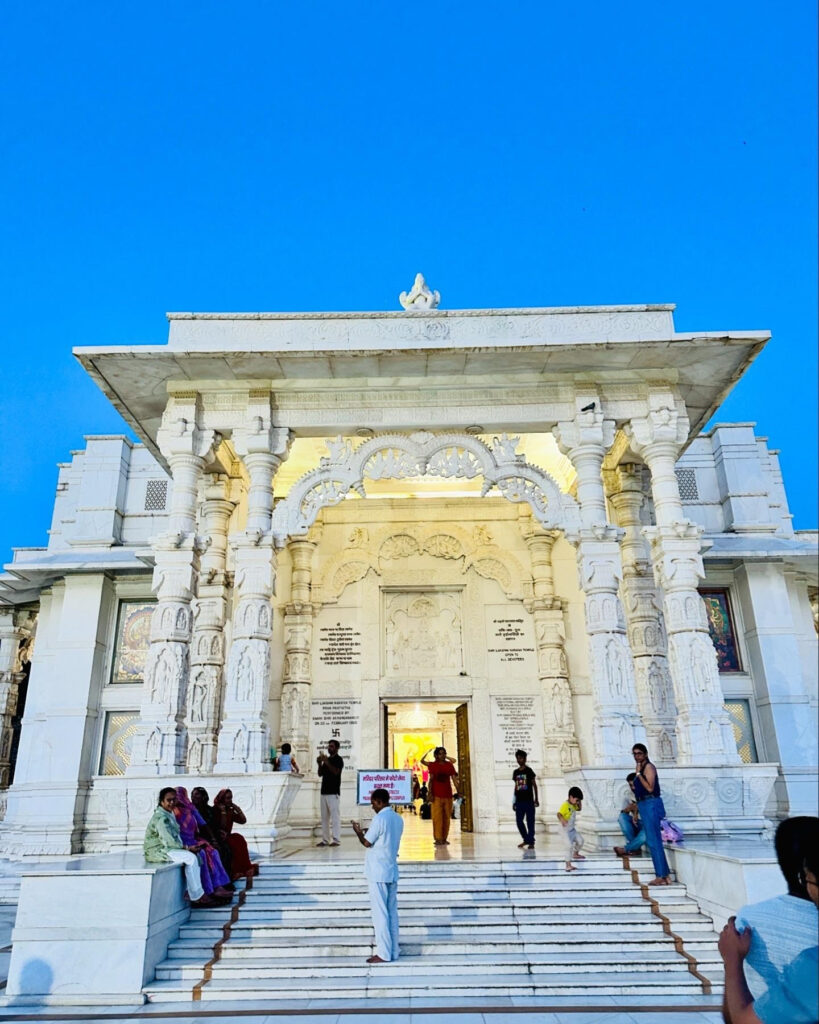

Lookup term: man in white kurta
[351,788,404,963]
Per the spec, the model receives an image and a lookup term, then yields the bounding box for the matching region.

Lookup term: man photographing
[316,739,344,847]
[351,788,404,964]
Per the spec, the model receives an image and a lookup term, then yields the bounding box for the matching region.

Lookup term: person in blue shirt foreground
[351,787,405,964]
[718,816,818,1024]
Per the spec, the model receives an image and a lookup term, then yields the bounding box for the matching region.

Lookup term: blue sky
[1,1,816,564]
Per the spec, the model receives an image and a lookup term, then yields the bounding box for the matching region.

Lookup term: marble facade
[0,293,816,856]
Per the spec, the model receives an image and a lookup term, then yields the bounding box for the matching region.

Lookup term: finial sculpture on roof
[399,273,440,311]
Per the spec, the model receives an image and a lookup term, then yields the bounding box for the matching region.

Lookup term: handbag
[660,818,684,843]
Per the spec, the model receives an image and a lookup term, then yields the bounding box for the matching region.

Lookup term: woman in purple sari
[174,787,233,901]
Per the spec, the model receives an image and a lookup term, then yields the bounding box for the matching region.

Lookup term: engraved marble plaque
[311,698,362,771]
[491,695,544,770]
[485,605,537,676]
[384,590,463,677]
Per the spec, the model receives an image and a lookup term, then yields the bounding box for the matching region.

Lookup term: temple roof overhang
[74,304,769,464]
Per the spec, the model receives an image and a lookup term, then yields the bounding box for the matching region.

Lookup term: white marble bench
[5,851,190,1004]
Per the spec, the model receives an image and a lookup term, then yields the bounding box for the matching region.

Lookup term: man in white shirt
[351,788,404,964]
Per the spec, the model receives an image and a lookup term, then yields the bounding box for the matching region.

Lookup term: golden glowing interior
[273,433,575,498]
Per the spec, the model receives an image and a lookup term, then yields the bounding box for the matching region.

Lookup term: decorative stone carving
[130,393,221,775]
[384,591,463,676]
[272,432,580,544]
[606,463,678,762]
[521,525,581,771]
[315,523,526,606]
[555,398,642,762]
[216,394,293,774]
[0,608,35,789]
[399,273,440,311]
[185,474,237,773]
[279,537,317,769]
[625,389,739,764]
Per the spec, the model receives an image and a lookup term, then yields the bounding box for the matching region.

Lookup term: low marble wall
[564,763,779,849]
[5,852,188,1004]
[667,843,783,929]
[72,771,302,857]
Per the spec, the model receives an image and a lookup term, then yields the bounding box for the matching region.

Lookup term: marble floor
[274,809,570,863]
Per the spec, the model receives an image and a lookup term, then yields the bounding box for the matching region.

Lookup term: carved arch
[314,522,528,603]
[272,431,580,545]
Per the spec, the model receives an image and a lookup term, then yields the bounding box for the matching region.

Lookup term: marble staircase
[144,857,724,1003]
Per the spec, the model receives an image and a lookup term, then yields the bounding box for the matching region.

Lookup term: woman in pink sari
[214,789,254,880]
[173,787,233,901]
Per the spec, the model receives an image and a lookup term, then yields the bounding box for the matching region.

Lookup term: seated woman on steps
[174,786,234,902]
[143,787,215,907]
[214,788,255,880]
[191,785,232,878]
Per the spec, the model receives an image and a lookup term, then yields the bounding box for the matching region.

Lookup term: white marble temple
[0,297,814,861]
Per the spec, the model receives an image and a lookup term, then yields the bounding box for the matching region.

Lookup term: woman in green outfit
[144,787,214,907]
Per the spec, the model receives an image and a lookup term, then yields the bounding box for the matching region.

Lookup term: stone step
[219,909,696,927]
[258,859,630,872]
[156,950,699,981]
[182,921,685,942]
[249,876,663,892]
[227,892,696,909]
[244,887,653,902]
[144,970,703,1002]
[166,934,686,959]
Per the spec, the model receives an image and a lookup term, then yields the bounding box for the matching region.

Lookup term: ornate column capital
[157,393,222,463]
[232,390,293,460]
[554,401,616,461]
[555,403,617,537]
[623,389,689,461]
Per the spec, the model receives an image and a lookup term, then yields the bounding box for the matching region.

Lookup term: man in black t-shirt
[512,749,539,849]
[316,739,344,846]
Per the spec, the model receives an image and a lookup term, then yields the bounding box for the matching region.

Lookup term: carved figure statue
[236,645,255,703]
[190,673,207,724]
[607,641,626,698]
[648,662,668,715]
[552,681,572,731]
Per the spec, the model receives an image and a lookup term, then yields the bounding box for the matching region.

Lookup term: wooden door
[383,703,390,767]
[455,702,473,832]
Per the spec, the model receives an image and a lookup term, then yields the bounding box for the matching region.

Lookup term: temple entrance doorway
[382,699,473,832]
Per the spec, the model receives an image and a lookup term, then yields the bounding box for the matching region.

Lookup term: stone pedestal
[7,853,189,1004]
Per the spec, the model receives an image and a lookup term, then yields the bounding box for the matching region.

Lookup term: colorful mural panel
[700,589,741,672]
[111,601,155,683]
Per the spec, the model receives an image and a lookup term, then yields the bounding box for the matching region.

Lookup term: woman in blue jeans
[631,743,671,886]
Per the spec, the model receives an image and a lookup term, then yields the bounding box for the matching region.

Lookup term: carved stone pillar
[185,474,238,774]
[215,399,292,774]
[555,400,642,764]
[0,609,35,788]
[522,526,581,772]
[130,394,220,774]
[625,390,739,764]
[279,536,318,770]
[606,463,678,762]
